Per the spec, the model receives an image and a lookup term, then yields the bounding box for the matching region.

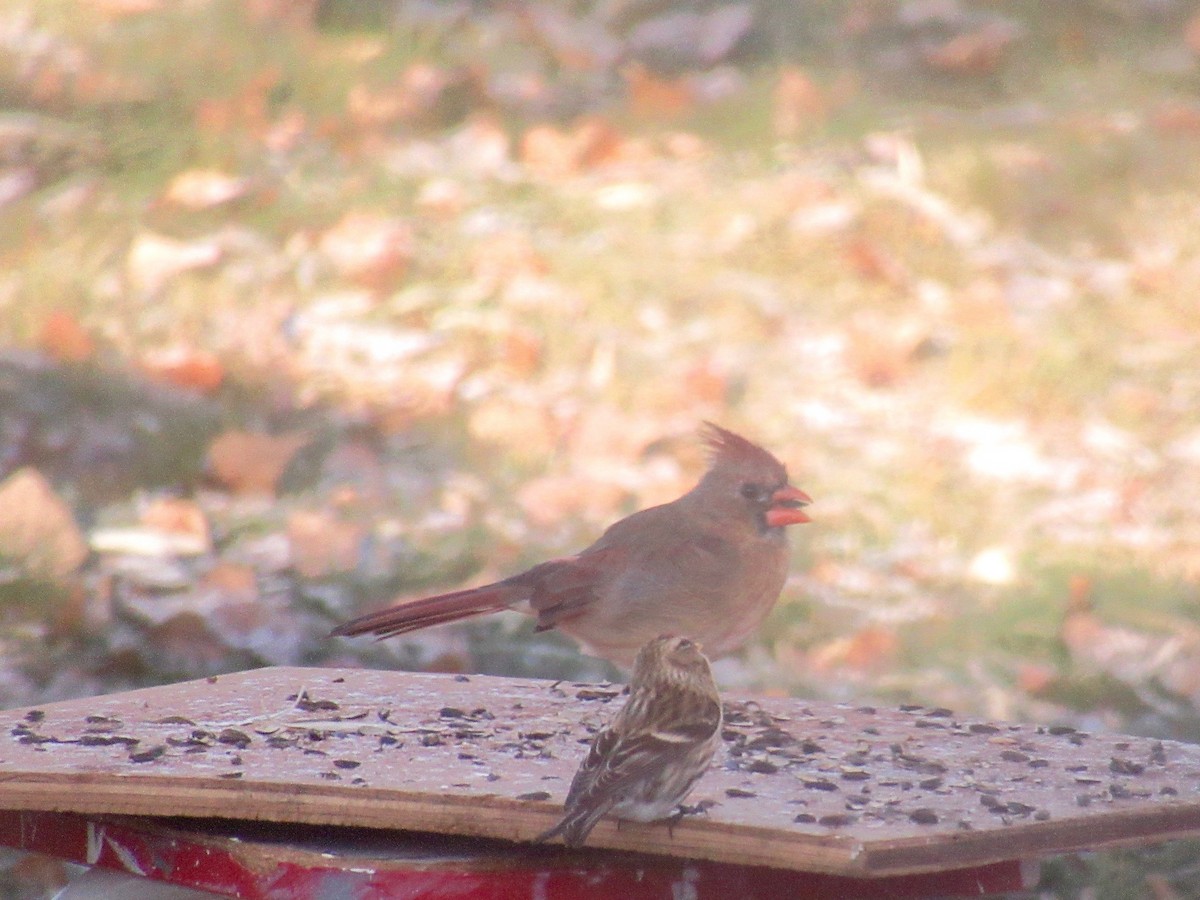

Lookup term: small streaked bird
[537,635,723,848]
[331,423,811,668]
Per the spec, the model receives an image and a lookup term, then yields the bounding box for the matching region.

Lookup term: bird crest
[700,422,786,479]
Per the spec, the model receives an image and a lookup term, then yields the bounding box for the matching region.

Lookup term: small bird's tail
[535,804,610,848]
[330,583,518,640]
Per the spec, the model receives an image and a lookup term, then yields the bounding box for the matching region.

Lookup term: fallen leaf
[208,430,311,495]
[520,116,629,180]
[37,309,95,363]
[139,344,225,394]
[809,626,899,674]
[1186,11,1200,56]
[162,169,250,209]
[922,21,1020,75]
[0,467,88,581]
[415,178,468,220]
[1150,101,1200,134]
[515,474,627,530]
[623,63,695,119]
[246,0,318,28]
[141,497,211,554]
[773,66,827,138]
[127,232,223,295]
[499,328,543,378]
[194,67,280,137]
[468,397,559,463]
[146,611,231,671]
[286,509,365,578]
[519,125,579,180]
[447,114,511,173]
[319,212,414,291]
[0,167,36,208]
[200,561,258,600]
[843,236,908,286]
[469,231,549,293]
[681,359,730,406]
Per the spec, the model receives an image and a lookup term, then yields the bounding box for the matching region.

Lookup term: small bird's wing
[562,695,721,823]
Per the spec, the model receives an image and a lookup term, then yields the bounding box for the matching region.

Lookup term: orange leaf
[773,66,827,138]
[286,509,365,579]
[38,310,95,363]
[140,497,211,554]
[469,231,549,292]
[519,117,628,179]
[1150,101,1200,134]
[319,212,413,291]
[922,22,1019,75]
[520,125,581,179]
[126,232,223,295]
[140,345,225,394]
[208,430,310,495]
[500,329,543,378]
[623,63,695,119]
[1186,11,1200,55]
[843,236,908,286]
[0,467,88,581]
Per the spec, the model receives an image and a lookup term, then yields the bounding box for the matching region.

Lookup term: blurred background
[2,0,1200,895]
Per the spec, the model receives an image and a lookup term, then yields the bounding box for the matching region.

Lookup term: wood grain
[1,666,1199,876]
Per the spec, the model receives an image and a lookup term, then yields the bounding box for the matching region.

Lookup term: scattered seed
[818,813,856,827]
[725,788,757,799]
[80,735,139,747]
[217,729,252,748]
[803,779,839,792]
[333,759,360,770]
[1110,758,1145,776]
[129,745,166,763]
[517,791,551,802]
[909,808,938,824]
[153,716,195,726]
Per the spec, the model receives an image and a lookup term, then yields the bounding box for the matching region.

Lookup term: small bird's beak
[765,485,813,528]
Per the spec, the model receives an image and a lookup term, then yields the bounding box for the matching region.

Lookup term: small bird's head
[698,422,813,533]
[634,635,713,686]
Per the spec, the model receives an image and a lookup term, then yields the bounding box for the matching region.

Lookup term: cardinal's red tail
[330,583,518,640]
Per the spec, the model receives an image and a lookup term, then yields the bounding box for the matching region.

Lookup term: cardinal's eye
[740,483,768,503]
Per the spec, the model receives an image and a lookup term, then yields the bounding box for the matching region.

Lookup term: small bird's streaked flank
[537,635,722,848]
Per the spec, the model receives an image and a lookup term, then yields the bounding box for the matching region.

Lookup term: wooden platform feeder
[1,666,1199,898]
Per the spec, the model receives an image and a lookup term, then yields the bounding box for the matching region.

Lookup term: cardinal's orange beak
[765,484,812,528]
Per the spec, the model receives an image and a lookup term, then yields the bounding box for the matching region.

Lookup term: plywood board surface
[1,666,1199,876]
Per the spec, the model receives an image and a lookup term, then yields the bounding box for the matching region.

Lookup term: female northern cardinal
[537,635,722,848]
[330,423,811,666]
